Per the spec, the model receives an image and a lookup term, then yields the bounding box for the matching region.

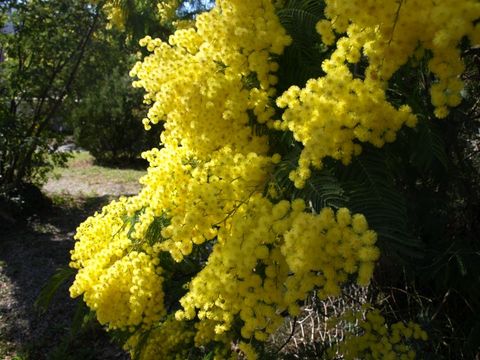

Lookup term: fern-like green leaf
[338,146,424,260]
[410,118,448,171]
[144,213,170,244]
[70,300,95,338]
[299,170,347,211]
[272,150,347,211]
[276,0,329,91]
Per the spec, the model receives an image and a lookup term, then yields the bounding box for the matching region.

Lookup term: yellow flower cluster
[175,196,378,353]
[89,0,128,29]
[137,146,274,262]
[92,0,183,31]
[70,1,394,358]
[125,316,195,360]
[175,196,294,345]
[282,207,379,300]
[70,199,165,330]
[238,342,258,360]
[71,0,294,351]
[320,0,479,117]
[331,308,428,360]
[157,0,181,25]
[131,0,291,157]
[276,65,417,188]
[278,0,479,187]
[102,2,126,30]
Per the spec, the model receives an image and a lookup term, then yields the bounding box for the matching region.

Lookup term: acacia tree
[63,0,479,359]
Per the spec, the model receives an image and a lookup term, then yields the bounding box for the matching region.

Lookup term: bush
[63,0,480,359]
[70,66,161,166]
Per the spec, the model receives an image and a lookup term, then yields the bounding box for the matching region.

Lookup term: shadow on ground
[0,195,129,360]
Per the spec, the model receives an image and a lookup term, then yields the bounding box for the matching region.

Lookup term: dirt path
[0,155,144,359]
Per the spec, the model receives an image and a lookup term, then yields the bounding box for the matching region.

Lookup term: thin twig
[388,0,404,45]
[275,316,297,355]
[430,289,451,321]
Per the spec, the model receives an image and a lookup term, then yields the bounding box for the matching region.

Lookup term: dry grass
[44,151,145,198]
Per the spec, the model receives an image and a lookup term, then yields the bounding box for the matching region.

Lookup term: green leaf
[271,149,347,211]
[276,0,329,91]
[455,253,467,277]
[296,168,347,211]
[133,329,152,360]
[338,146,424,260]
[35,267,76,313]
[144,213,170,245]
[70,300,94,338]
[410,118,449,172]
[203,351,215,360]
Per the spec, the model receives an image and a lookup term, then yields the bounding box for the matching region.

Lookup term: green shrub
[70,67,161,166]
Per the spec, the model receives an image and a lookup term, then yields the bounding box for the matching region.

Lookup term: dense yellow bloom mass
[68,0,453,358]
[321,0,479,115]
[279,0,479,187]
[131,0,290,156]
[276,66,417,188]
[137,146,274,262]
[282,207,379,296]
[176,198,378,345]
[71,0,300,349]
[70,199,166,330]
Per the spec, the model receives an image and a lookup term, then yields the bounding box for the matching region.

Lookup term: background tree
[67,27,162,166]
[0,0,105,191]
[0,0,213,194]
[65,0,214,165]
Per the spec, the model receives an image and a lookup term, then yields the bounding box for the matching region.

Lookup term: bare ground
[0,156,145,359]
